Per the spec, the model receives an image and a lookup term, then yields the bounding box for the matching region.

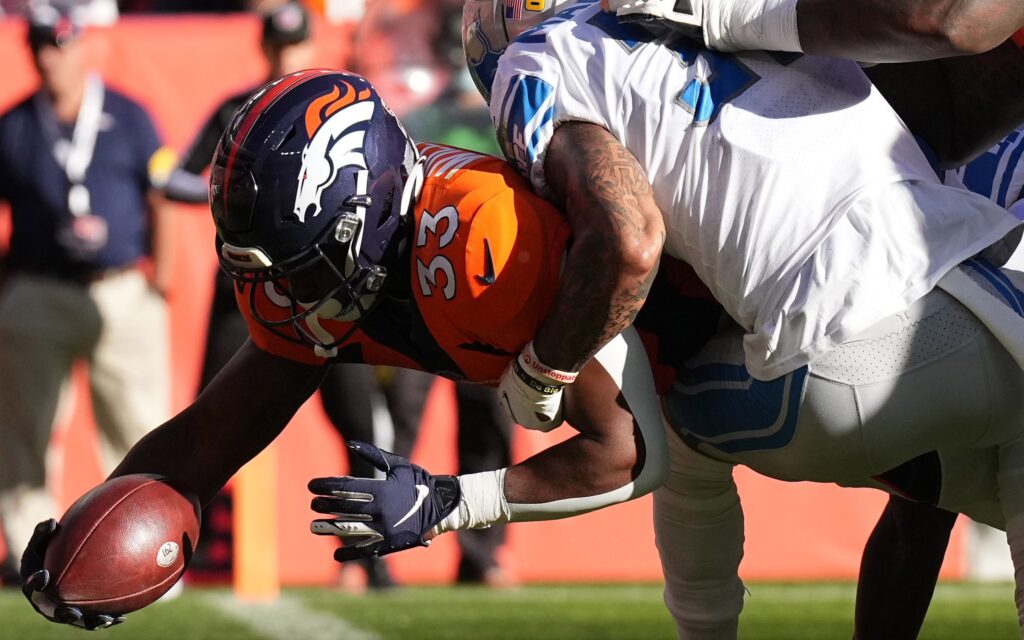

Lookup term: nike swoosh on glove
[21,519,126,631]
[309,441,461,561]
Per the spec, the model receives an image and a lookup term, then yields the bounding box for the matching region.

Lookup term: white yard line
[202,592,382,640]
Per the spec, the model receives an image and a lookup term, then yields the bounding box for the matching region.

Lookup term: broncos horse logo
[294,82,375,223]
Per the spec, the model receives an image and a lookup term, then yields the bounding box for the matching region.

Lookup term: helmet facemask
[221,158,422,358]
[220,213,380,358]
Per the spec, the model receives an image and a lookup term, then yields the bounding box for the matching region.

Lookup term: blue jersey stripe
[963,257,1024,317]
[998,134,1024,208]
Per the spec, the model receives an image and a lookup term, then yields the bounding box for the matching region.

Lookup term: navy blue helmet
[210,69,423,355]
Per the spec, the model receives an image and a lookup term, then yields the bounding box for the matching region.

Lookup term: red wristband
[1013,28,1024,49]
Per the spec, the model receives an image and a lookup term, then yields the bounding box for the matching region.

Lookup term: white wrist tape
[517,342,578,388]
[433,469,511,534]
[704,0,801,53]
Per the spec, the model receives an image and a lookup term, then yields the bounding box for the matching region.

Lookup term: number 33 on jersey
[240,143,571,385]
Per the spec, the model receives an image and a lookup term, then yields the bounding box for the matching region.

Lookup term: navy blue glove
[21,519,126,631]
[309,441,461,562]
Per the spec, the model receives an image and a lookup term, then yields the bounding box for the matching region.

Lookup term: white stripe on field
[202,592,381,640]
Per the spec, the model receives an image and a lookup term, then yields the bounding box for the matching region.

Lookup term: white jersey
[490,2,1020,379]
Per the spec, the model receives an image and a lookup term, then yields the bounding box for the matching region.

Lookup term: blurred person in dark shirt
[0,1,172,585]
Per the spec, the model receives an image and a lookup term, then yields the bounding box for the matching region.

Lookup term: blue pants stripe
[664,363,807,454]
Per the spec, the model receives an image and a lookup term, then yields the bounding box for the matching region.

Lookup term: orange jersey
[238,143,571,384]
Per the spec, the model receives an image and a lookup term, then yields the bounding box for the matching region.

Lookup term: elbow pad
[435,328,666,531]
[512,329,667,522]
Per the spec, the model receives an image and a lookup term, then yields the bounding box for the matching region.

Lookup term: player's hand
[604,0,703,38]
[309,442,461,561]
[21,519,126,631]
[498,342,577,431]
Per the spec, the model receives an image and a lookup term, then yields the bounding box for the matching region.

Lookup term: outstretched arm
[20,341,327,629]
[607,0,1023,62]
[799,0,1024,62]
[310,328,669,559]
[446,326,668,529]
[112,340,327,506]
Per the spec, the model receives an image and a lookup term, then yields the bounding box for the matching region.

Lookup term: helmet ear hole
[377,189,396,229]
[270,124,297,151]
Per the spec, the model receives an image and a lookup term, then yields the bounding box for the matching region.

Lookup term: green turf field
[2,582,1018,639]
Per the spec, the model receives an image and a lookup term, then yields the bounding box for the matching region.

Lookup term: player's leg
[320,363,381,478]
[654,423,745,640]
[999,435,1024,628]
[196,270,250,392]
[454,381,513,585]
[381,367,433,459]
[854,495,957,640]
[320,364,411,590]
[664,287,1017,636]
[799,287,1024,628]
[982,267,1024,625]
[0,275,94,576]
[87,270,171,473]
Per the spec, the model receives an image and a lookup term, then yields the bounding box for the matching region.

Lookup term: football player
[468,2,1024,638]
[18,69,705,630]
[463,2,1022,438]
[465,3,1022,437]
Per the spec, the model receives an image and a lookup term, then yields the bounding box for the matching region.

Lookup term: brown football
[42,474,201,616]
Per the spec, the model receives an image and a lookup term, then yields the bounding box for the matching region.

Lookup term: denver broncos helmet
[210,69,423,356]
[462,0,579,101]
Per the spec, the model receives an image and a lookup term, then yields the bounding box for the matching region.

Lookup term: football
[42,474,201,616]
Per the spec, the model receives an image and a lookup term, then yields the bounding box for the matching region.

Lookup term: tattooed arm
[532,122,665,371]
[494,122,663,430]
[867,38,1024,167]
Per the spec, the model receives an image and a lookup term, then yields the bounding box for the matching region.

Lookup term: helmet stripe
[222,69,334,218]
